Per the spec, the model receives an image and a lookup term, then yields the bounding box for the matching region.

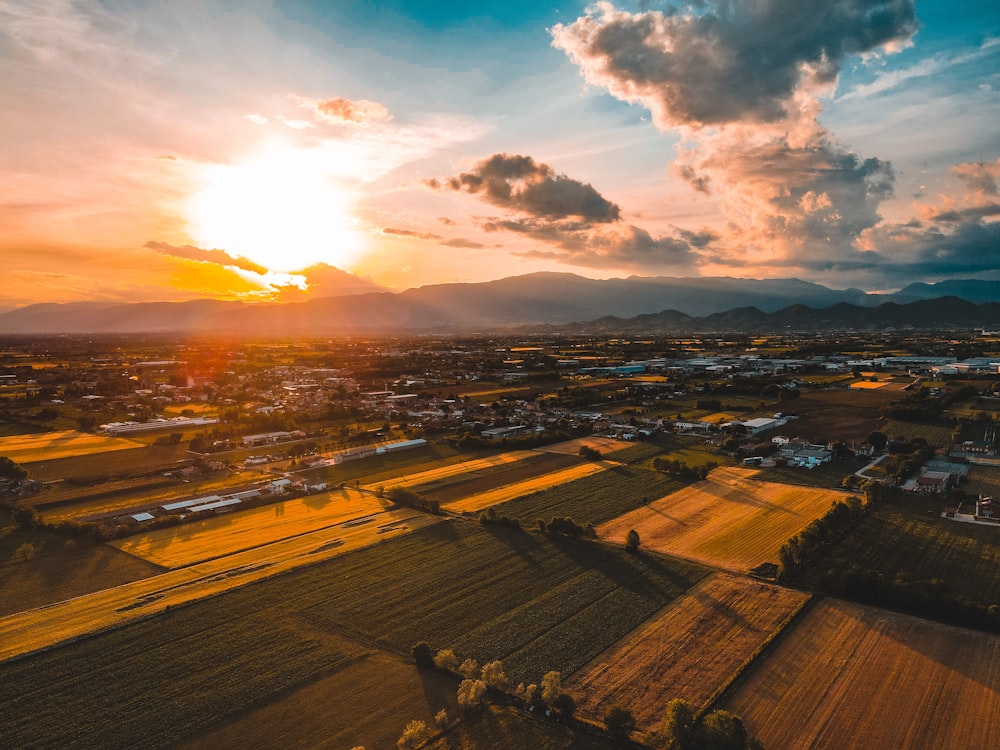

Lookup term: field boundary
[700,591,817,718]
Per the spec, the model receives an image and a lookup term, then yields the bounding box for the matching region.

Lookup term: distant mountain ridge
[1,274,999,334]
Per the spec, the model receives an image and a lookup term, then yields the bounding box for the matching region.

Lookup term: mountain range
[3,273,1000,334]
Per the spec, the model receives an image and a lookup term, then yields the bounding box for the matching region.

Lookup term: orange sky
[1,1,998,309]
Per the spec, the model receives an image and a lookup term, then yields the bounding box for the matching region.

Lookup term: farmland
[599,467,851,571]
[0,508,438,662]
[440,460,617,514]
[0,429,144,463]
[0,523,706,748]
[112,487,390,568]
[494,463,689,527]
[366,449,537,492]
[413,452,579,503]
[779,389,896,443]
[797,491,1000,611]
[569,573,809,729]
[723,598,1000,750]
[0,536,162,616]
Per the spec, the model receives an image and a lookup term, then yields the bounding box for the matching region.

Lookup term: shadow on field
[546,535,697,600]
[477,523,547,570]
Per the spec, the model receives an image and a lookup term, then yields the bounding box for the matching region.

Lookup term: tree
[661,698,697,750]
[397,720,430,750]
[867,431,888,452]
[701,709,748,750]
[411,641,434,668]
[457,678,486,710]
[0,456,27,482]
[458,658,479,678]
[433,648,458,672]
[480,660,508,690]
[540,671,562,705]
[604,705,636,742]
[625,529,640,553]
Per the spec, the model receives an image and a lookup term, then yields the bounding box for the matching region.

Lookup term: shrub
[397,719,429,750]
[604,705,636,742]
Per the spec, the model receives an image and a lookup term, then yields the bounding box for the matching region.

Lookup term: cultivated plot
[534,436,630,456]
[724,598,1000,750]
[599,467,849,571]
[1,508,438,663]
[442,460,617,514]
[0,429,144,463]
[112,488,388,568]
[569,573,809,728]
[364,450,537,492]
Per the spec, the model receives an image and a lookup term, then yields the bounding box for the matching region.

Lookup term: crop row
[299,523,706,681]
[0,607,353,749]
[493,465,688,527]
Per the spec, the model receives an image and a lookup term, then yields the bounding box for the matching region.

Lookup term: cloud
[145,241,268,275]
[486,218,695,271]
[553,2,923,278]
[381,226,487,249]
[551,0,918,130]
[381,227,442,240]
[299,96,391,126]
[437,151,697,270]
[435,153,621,222]
[442,238,486,249]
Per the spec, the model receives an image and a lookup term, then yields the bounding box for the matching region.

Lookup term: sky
[2,0,999,309]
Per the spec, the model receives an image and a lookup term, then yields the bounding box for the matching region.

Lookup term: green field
[0,523,706,748]
[493,464,690,527]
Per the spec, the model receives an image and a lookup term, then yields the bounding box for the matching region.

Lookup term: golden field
[442,460,618,514]
[0,430,144,463]
[1,508,439,663]
[569,573,809,728]
[112,488,389,568]
[364,450,536,492]
[724,598,1000,750]
[599,467,849,571]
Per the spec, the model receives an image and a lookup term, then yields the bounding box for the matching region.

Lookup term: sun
[186,144,362,273]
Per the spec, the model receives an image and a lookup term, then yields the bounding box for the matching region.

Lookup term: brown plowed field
[724,598,1000,750]
[599,467,847,571]
[569,573,808,728]
[779,389,897,443]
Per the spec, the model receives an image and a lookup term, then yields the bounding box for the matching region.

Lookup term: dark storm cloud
[437,153,621,223]
[551,0,918,128]
[145,241,268,274]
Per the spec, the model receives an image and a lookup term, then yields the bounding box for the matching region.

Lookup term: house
[976,498,1000,519]
[268,478,294,494]
[913,470,953,494]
